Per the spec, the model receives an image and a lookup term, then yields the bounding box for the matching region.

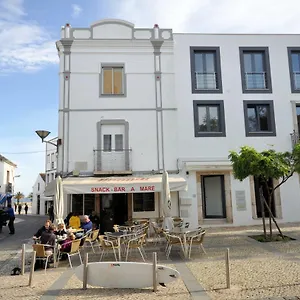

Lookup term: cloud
[109,0,300,33]
[71,4,82,18]
[0,0,57,73]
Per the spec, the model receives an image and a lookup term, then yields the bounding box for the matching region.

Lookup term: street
[0,214,47,271]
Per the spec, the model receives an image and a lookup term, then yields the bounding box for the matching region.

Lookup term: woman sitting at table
[68,212,81,229]
[60,232,75,253]
[55,223,67,239]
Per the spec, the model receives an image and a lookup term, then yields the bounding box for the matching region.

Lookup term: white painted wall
[174,33,300,226]
[0,159,16,194]
[32,174,50,215]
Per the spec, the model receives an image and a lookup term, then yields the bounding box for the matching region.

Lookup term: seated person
[68,212,81,229]
[75,215,92,238]
[33,220,51,240]
[55,223,67,238]
[64,212,73,227]
[60,232,75,253]
[40,224,56,256]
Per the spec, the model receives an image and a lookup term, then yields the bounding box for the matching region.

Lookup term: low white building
[0,155,17,201]
[31,173,47,215]
[48,19,300,229]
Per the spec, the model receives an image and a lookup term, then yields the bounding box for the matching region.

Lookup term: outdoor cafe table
[169,227,200,258]
[105,231,128,261]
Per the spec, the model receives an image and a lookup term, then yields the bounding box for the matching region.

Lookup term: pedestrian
[14,203,17,212]
[48,205,54,223]
[18,204,22,215]
[5,204,15,234]
[24,203,28,215]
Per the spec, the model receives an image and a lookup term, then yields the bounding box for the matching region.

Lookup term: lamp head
[35,130,51,142]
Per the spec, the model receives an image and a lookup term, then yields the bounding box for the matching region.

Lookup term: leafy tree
[14,192,24,205]
[27,192,33,201]
[228,144,300,240]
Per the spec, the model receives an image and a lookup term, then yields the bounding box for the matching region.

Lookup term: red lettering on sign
[130,187,135,191]
[114,187,126,192]
[91,187,110,193]
[140,186,155,191]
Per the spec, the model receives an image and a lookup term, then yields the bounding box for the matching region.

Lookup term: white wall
[32,174,47,215]
[0,160,16,194]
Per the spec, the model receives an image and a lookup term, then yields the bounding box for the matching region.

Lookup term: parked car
[0,209,9,233]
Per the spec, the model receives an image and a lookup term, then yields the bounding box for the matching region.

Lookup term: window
[133,193,155,212]
[288,48,300,93]
[47,154,50,163]
[190,47,223,93]
[193,100,226,137]
[47,174,50,183]
[103,135,112,152]
[243,101,276,136]
[38,183,40,191]
[101,65,126,96]
[240,47,272,93]
[51,173,54,181]
[6,171,9,184]
[115,134,123,151]
[296,105,300,133]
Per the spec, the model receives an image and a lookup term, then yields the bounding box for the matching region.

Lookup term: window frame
[190,47,223,94]
[288,47,300,93]
[99,63,127,97]
[193,100,226,137]
[239,47,272,94]
[133,192,155,212]
[243,100,276,137]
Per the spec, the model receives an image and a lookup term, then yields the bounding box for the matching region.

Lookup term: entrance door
[101,125,126,172]
[100,194,128,233]
[254,176,276,218]
[202,175,226,218]
[37,195,40,215]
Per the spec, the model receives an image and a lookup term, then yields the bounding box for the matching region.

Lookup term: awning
[45,174,187,196]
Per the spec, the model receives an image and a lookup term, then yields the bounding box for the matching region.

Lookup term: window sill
[100,93,126,97]
[243,89,272,94]
[195,132,226,137]
[246,131,276,137]
[192,89,223,94]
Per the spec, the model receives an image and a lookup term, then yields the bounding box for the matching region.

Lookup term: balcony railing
[245,72,267,90]
[293,72,300,90]
[290,130,299,148]
[93,149,132,175]
[195,72,218,90]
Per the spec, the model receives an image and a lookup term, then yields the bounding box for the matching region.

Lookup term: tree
[14,192,24,205]
[228,144,300,240]
[27,192,33,201]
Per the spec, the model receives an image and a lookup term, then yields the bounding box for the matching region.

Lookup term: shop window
[72,194,83,215]
[133,193,155,212]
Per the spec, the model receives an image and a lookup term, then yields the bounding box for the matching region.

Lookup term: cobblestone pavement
[1,221,300,299]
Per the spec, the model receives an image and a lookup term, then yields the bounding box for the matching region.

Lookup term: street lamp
[35,130,58,148]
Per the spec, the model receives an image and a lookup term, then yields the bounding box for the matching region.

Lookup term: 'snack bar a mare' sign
[91,186,156,193]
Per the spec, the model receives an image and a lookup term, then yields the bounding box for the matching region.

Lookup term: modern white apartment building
[0,154,17,197]
[50,19,300,229]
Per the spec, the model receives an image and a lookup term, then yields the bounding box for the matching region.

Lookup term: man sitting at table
[75,215,92,238]
[40,224,56,257]
[33,220,51,240]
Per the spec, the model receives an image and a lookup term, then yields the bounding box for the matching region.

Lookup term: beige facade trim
[196,170,233,224]
[250,176,282,219]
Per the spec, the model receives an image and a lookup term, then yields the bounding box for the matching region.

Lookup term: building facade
[32,173,47,215]
[0,155,17,199]
[51,19,300,229]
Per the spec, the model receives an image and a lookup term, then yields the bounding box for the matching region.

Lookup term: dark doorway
[202,175,226,218]
[254,176,276,218]
[37,195,40,215]
[100,194,128,233]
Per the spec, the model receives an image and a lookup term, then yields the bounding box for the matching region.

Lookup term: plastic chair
[125,234,146,262]
[98,235,118,262]
[164,232,185,259]
[57,239,82,268]
[85,229,99,253]
[187,230,206,259]
[32,244,54,273]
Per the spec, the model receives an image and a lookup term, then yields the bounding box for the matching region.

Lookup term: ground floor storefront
[180,160,300,227]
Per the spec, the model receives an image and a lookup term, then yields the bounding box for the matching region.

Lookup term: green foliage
[14,192,24,200]
[228,144,300,182]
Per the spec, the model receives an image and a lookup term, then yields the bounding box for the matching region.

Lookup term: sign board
[235,190,246,211]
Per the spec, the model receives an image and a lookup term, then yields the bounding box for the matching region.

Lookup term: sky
[1,0,300,196]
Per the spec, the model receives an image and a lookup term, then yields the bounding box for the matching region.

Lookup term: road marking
[14,218,24,224]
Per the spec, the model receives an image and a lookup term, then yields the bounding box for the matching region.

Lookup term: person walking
[14,203,17,212]
[48,205,54,223]
[5,204,15,234]
[18,204,22,215]
[24,203,28,215]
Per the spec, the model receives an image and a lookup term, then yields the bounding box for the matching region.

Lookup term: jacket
[69,216,81,229]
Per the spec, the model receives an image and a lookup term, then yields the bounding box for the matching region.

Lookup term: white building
[49,19,300,229]
[0,154,17,197]
[32,137,58,215]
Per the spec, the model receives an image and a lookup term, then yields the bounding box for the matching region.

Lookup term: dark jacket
[34,226,47,238]
[90,214,100,225]
[81,221,92,233]
[40,231,56,251]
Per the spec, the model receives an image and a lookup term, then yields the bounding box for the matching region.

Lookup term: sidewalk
[1,222,300,299]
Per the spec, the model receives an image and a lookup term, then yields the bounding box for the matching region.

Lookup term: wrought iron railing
[245,72,267,90]
[195,72,218,90]
[93,149,132,173]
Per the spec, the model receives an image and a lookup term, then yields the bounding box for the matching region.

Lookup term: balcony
[195,72,218,90]
[93,149,132,175]
[290,130,299,148]
[245,72,267,90]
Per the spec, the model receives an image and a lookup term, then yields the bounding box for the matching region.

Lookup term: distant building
[32,173,51,215]
[0,155,17,205]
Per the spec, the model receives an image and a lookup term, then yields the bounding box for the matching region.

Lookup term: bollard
[82,253,89,290]
[29,251,36,287]
[152,252,158,292]
[21,244,26,275]
[225,248,231,289]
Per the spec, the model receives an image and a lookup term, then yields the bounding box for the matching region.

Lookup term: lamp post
[35,130,58,149]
